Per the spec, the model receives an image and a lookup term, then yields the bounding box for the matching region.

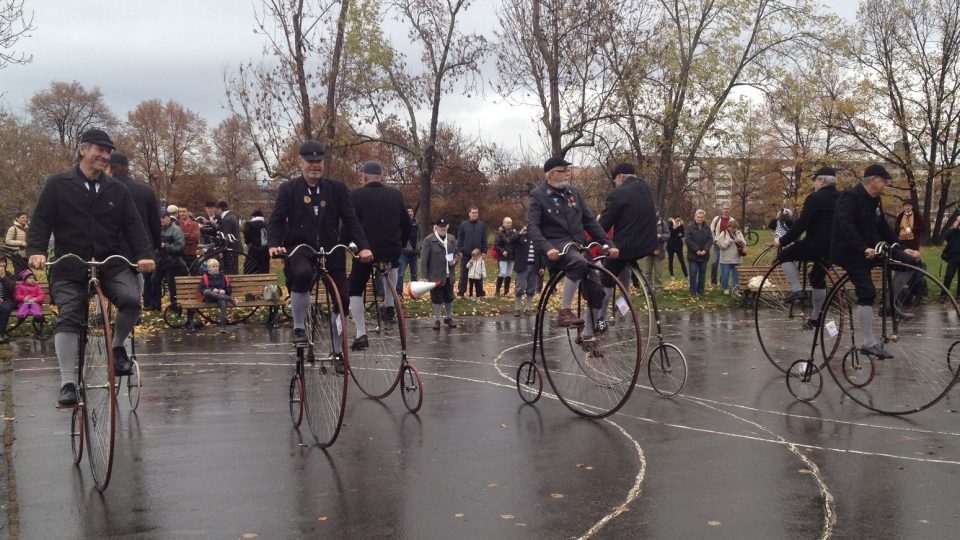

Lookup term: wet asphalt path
[1,309,959,539]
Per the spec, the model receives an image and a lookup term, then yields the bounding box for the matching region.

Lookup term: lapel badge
[320,200,327,208]
[304,195,312,204]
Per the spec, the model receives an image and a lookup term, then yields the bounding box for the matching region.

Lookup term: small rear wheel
[841,348,874,388]
[127,361,142,410]
[71,406,84,465]
[516,361,543,404]
[400,364,423,413]
[786,359,822,402]
[162,304,188,329]
[745,229,760,246]
[288,374,304,427]
[647,343,688,397]
[948,341,959,376]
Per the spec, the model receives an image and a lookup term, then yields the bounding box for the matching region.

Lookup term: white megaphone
[405,280,442,299]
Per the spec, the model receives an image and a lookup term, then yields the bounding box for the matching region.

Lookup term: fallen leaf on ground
[707,520,722,526]
[550,493,564,499]
[318,516,328,521]
[240,534,258,539]
[500,514,515,520]
[499,423,508,428]
[454,513,464,518]
[488,483,498,488]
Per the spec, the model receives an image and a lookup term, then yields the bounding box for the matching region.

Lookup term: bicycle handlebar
[874,242,903,256]
[272,243,359,260]
[558,241,605,256]
[46,253,139,269]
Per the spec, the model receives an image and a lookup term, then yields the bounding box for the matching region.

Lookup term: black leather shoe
[803,318,820,330]
[58,383,79,408]
[595,319,609,335]
[293,328,308,346]
[333,353,345,376]
[113,346,133,376]
[351,334,369,351]
[861,344,893,359]
[782,290,806,304]
[382,306,396,321]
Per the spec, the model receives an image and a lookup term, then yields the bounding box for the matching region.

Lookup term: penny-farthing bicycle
[516,242,643,418]
[49,254,138,491]
[113,320,142,411]
[350,261,423,412]
[279,244,351,447]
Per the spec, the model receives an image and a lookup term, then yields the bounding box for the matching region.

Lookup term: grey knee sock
[514,295,522,310]
[331,314,343,354]
[349,296,366,337]
[781,261,802,292]
[112,309,137,348]
[599,287,613,320]
[888,270,912,309]
[291,291,309,330]
[382,269,398,308]
[810,288,826,319]
[857,305,877,348]
[55,332,79,387]
[444,302,453,318]
[581,308,600,337]
[562,277,578,309]
[433,304,442,320]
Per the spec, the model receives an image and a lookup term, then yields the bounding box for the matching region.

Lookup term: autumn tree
[835,0,960,242]
[124,99,208,201]
[0,109,59,219]
[211,115,260,213]
[354,0,487,229]
[0,0,33,70]
[495,0,622,158]
[27,80,117,156]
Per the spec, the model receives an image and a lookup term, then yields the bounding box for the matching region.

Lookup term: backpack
[199,273,231,301]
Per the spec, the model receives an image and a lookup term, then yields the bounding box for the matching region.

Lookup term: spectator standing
[494,216,519,297]
[771,208,795,240]
[421,218,459,329]
[640,211,669,289]
[5,212,28,258]
[940,214,960,301]
[512,223,544,316]
[150,210,185,310]
[197,201,220,242]
[716,219,745,295]
[243,209,269,273]
[709,205,732,285]
[686,210,712,295]
[667,217,687,278]
[456,206,487,297]
[178,207,201,271]
[894,201,925,250]
[397,207,420,296]
[0,265,15,343]
[217,201,242,274]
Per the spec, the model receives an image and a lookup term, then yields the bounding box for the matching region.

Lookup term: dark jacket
[198,272,232,296]
[27,166,152,282]
[667,221,685,252]
[942,227,960,263]
[156,222,185,271]
[779,185,839,248]
[494,227,520,261]
[513,233,544,274]
[267,176,370,271]
[598,176,657,259]
[684,220,712,262]
[457,219,487,254]
[115,174,161,252]
[830,183,897,268]
[0,274,14,304]
[403,218,420,257]
[343,181,411,263]
[420,231,458,282]
[219,211,242,251]
[526,182,612,255]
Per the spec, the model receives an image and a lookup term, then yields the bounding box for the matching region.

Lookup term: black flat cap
[80,128,115,150]
[361,160,384,175]
[435,218,449,226]
[543,156,572,172]
[863,164,892,180]
[109,152,128,166]
[611,163,636,178]
[298,140,325,161]
[812,166,836,178]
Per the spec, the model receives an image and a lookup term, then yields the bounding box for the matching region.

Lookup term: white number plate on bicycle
[615,297,630,316]
[825,320,839,337]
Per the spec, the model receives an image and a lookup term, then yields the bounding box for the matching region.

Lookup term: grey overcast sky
[0,0,860,150]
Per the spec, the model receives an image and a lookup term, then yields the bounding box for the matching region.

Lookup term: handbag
[738,246,748,257]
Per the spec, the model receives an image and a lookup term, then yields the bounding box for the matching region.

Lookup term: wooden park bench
[4,281,54,340]
[163,273,282,328]
[740,265,884,308]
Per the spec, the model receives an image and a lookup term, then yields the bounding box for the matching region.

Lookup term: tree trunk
[323,0,351,167]
[293,0,313,140]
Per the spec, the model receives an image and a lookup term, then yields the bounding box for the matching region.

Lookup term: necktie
[87,181,98,193]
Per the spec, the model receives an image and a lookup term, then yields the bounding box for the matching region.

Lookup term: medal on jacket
[320,200,326,208]
[304,195,311,204]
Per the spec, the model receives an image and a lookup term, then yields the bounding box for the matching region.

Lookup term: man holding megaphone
[420,218,460,330]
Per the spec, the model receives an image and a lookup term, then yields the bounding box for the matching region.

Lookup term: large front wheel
[82,288,116,491]
[301,273,349,447]
[537,264,642,418]
[349,270,405,398]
